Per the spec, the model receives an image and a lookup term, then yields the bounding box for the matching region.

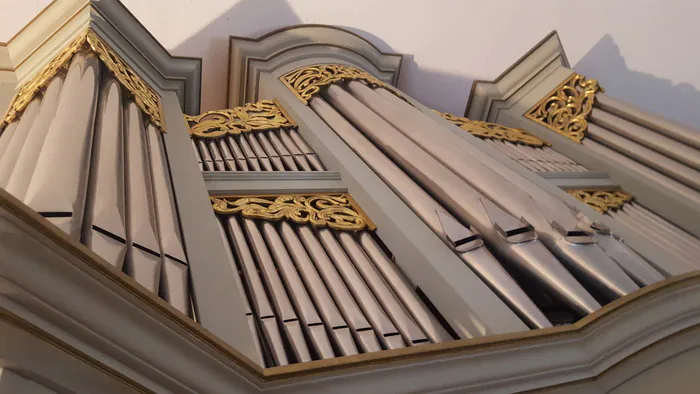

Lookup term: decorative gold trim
[211,193,376,232]
[566,189,633,214]
[185,99,296,139]
[1,28,165,132]
[1,185,699,383]
[440,112,550,147]
[524,73,602,143]
[280,63,397,105]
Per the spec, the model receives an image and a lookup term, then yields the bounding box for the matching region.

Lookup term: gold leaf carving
[185,99,296,139]
[566,189,633,214]
[440,112,549,147]
[1,28,165,132]
[211,194,376,232]
[524,73,602,143]
[280,64,399,105]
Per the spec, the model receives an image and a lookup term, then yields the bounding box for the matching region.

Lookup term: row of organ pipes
[190,127,325,172]
[0,53,190,316]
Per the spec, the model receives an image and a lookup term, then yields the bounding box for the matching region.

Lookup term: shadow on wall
[575,34,700,131]
[174,0,475,115]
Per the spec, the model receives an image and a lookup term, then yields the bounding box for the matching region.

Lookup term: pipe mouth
[551,220,596,244]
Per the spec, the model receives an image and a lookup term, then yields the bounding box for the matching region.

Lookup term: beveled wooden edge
[2,185,699,384]
[0,307,153,394]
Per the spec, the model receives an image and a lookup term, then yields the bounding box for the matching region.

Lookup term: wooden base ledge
[1,187,699,393]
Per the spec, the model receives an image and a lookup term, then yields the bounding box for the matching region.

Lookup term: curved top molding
[1,0,202,114]
[227,24,404,107]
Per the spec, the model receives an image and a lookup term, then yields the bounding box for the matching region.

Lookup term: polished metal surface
[257,132,286,171]
[226,135,249,171]
[322,85,601,315]
[288,129,326,171]
[207,139,226,171]
[196,139,213,171]
[217,138,237,171]
[310,96,551,328]
[279,222,359,356]
[247,133,273,171]
[297,225,381,353]
[238,135,262,171]
[261,222,335,359]
[279,127,313,171]
[627,204,700,254]
[268,130,299,171]
[347,82,638,301]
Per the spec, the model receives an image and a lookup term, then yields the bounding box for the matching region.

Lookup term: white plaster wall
[2,0,699,130]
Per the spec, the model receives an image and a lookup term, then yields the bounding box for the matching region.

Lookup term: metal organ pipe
[344,82,639,300]
[0,98,40,187]
[320,86,601,316]
[309,97,551,329]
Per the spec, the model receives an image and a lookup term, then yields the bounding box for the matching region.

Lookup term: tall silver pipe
[207,139,226,171]
[217,219,265,366]
[246,133,273,171]
[269,130,299,171]
[288,129,325,171]
[627,203,700,252]
[256,132,285,171]
[224,216,289,366]
[587,123,700,191]
[6,76,63,199]
[238,135,262,171]
[321,87,600,315]
[297,225,382,353]
[279,128,312,171]
[582,139,700,206]
[217,138,237,171]
[196,139,214,171]
[357,233,453,342]
[279,222,358,356]
[191,139,204,170]
[310,97,551,329]
[317,228,405,350]
[261,222,336,359]
[346,82,638,300]
[0,98,40,188]
[226,135,249,171]
[243,218,312,362]
[0,122,19,160]
[337,231,430,345]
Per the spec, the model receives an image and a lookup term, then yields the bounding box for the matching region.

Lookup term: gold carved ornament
[211,194,376,232]
[1,29,165,132]
[185,99,296,139]
[524,73,602,143]
[440,112,550,148]
[566,189,633,214]
[280,64,403,105]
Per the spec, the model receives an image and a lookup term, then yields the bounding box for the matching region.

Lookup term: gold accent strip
[211,193,376,232]
[1,185,699,383]
[1,28,165,132]
[279,63,398,105]
[524,73,602,143]
[566,189,633,214]
[185,99,296,139]
[440,112,550,148]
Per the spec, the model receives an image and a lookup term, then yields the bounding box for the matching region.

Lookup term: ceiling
[2,0,700,130]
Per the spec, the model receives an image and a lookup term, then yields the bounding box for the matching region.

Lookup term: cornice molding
[227,24,403,107]
[2,185,700,393]
[2,0,202,115]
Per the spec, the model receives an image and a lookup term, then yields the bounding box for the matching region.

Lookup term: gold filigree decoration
[280,64,397,105]
[566,189,633,214]
[185,99,296,139]
[440,112,549,147]
[524,73,603,143]
[1,28,165,132]
[211,194,376,232]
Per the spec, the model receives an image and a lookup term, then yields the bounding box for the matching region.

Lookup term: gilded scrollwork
[566,189,633,214]
[1,28,165,132]
[440,112,549,148]
[280,64,399,105]
[524,73,602,143]
[185,99,296,139]
[211,194,376,232]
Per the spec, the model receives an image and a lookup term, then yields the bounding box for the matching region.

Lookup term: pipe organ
[2,9,700,392]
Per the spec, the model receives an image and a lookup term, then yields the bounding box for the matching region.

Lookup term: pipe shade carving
[1,29,165,132]
[440,112,550,148]
[525,73,602,143]
[566,189,633,214]
[185,99,297,139]
[211,194,376,232]
[281,64,397,105]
